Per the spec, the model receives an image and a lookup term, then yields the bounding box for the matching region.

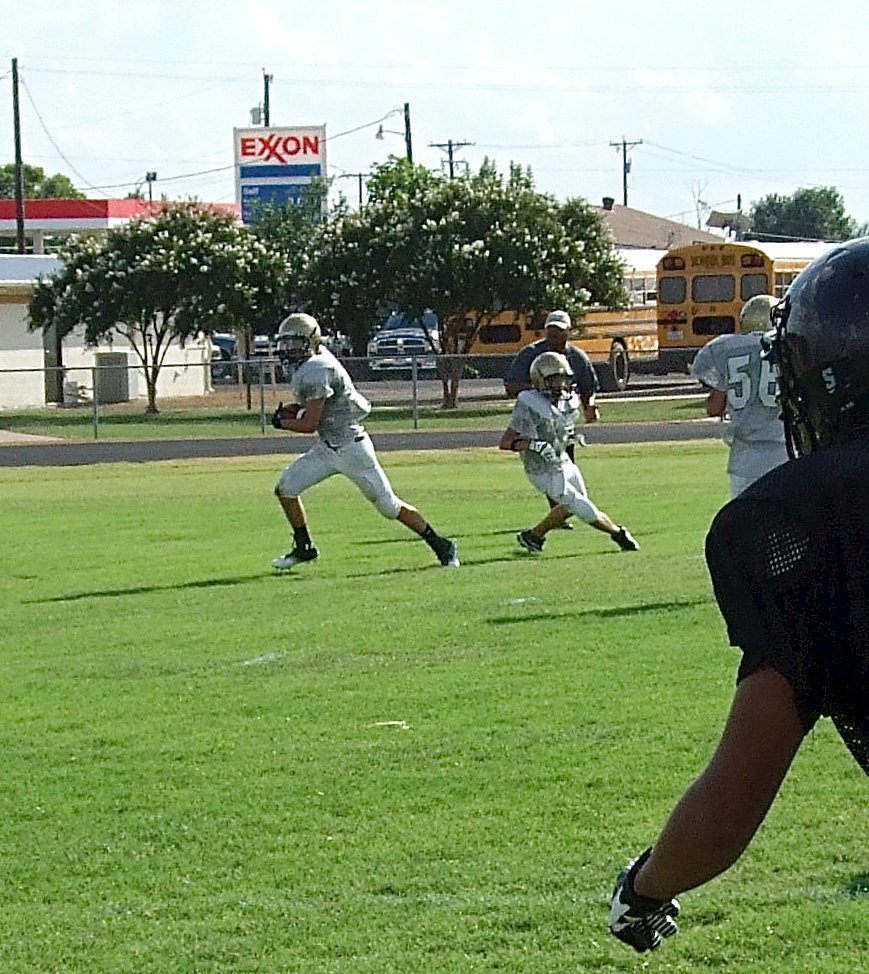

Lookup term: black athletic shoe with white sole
[272,546,320,569]
[612,527,639,551]
[434,538,460,567]
[517,529,545,553]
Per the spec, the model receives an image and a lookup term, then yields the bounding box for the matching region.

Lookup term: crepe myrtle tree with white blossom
[302,158,626,407]
[29,202,288,412]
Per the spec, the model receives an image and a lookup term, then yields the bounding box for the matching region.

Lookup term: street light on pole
[375,104,413,162]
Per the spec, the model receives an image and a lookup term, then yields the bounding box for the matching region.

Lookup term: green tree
[249,179,330,306]
[303,157,625,407]
[29,202,287,413]
[0,163,83,198]
[748,186,856,242]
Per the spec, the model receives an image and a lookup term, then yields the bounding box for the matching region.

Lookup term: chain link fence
[0,355,512,438]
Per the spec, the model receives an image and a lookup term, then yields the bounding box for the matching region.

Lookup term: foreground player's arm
[275,397,325,434]
[633,667,804,900]
[611,668,804,951]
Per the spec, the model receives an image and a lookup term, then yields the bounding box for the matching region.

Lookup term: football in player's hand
[271,402,300,429]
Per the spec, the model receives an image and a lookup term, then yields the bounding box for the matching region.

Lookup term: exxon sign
[233,125,327,224]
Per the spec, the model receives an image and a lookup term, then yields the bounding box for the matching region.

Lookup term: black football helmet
[765,237,869,457]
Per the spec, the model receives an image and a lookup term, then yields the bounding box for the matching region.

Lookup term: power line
[20,78,104,194]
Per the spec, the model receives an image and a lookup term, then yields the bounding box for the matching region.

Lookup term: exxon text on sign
[234,125,326,224]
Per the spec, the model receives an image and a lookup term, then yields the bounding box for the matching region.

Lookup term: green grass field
[2,443,866,973]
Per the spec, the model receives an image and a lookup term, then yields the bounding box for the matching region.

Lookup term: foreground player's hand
[527,439,557,463]
[609,848,680,952]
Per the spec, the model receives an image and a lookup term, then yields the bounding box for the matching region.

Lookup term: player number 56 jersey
[693,333,785,445]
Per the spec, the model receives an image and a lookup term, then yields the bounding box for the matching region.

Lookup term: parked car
[366,311,440,376]
[210,332,286,384]
[210,333,237,383]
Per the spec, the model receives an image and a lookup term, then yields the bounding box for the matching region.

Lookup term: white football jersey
[693,332,788,480]
[509,388,579,473]
[291,347,371,446]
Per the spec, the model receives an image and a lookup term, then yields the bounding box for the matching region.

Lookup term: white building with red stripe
[0,199,239,409]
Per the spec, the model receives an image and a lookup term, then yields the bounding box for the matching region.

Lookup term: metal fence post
[258,360,266,434]
[91,366,99,439]
[411,354,419,430]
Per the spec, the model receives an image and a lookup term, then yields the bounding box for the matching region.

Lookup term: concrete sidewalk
[0,429,62,444]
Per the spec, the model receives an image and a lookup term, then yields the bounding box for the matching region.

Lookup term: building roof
[594,202,723,250]
[0,198,241,235]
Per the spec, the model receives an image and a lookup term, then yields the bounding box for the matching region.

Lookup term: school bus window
[693,315,736,336]
[658,277,686,304]
[692,274,735,303]
[775,271,798,298]
[741,273,770,300]
[479,323,521,344]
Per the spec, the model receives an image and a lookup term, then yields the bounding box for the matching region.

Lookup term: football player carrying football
[499,351,638,553]
[610,238,869,953]
[270,313,459,570]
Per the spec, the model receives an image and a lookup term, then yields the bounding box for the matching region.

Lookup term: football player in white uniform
[692,294,790,496]
[499,351,638,553]
[270,314,459,570]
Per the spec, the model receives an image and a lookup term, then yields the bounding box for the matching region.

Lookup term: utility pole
[609,136,643,207]
[429,138,473,179]
[262,69,273,126]
[403,102,413,163]
[12,57,26,253]
[337,173,367,207]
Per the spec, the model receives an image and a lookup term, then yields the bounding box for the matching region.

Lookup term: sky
[4,0,869,231]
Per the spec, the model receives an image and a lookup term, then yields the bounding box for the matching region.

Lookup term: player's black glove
[609,848,680,952]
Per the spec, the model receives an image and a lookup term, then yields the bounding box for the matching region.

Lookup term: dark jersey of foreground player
[706,441,869,773]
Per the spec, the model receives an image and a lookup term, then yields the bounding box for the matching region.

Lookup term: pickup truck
[367,311,440,376]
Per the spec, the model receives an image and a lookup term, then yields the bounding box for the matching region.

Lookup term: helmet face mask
[530,351,573,402]
[276,313,321,364]
[765,239,869,457]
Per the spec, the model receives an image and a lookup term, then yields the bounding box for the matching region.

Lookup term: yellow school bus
[462,253,660,391]
[655,240,837,373]
[656,243,774,374]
